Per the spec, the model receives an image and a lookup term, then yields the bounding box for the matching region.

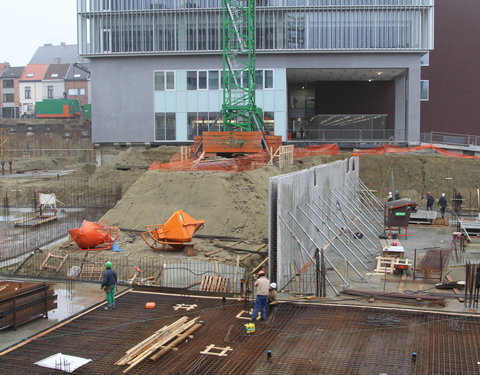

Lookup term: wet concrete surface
[0,277,127,351]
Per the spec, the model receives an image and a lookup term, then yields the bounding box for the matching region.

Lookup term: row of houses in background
[0,44,90,118]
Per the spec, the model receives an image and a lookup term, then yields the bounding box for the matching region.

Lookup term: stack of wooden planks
[116,316,203,373]
[200,275,229,293]
[0,281,57,330]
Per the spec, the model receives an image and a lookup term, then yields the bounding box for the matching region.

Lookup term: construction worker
[268,282,278,313]
[394,190,401,200]
[101,261,117,310]
[453,191,463,214]
[387,192,394,202]
[438,193,448,218]
[251,270,269,322]
[425,192,435,211]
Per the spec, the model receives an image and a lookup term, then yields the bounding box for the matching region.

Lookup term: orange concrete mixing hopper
[67,220,120,251]
[141,210,205,250]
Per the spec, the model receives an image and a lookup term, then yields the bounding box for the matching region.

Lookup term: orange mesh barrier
[148,143,479,173]
[294,143,341,157]
[149,143,341,173]
[148,153,270,173]
[351,144,480,159]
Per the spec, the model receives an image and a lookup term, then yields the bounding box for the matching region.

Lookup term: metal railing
[420,131,480,147]
[297,128,403,143]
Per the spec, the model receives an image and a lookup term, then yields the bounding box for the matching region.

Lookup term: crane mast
[221,0,264,132]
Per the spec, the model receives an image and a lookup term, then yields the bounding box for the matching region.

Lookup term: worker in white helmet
[268,282,278,313]
[387,192,394,202]
[438,193,448,218]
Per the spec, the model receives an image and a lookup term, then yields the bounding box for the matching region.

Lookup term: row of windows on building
[87,0,433,12]
[7,87,86,102]
[154,69,274,91]
[2,87,86,103]
[92,12,428,55]
[155,111,275,140]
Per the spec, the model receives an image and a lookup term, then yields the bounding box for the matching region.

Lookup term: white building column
[406,66,421,143]
[394,75,406,142]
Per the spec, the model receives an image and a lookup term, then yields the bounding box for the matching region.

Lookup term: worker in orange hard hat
[251,270,269,322]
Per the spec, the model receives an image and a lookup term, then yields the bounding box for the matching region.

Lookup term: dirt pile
[359,153,480,207]
[102,151,480,242]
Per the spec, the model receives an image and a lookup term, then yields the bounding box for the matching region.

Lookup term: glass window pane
[208,71,219,89]
[166,113,176,140]
[166,71,175,89]
[264,70,273,89]
[255,70,263,89]
[155,112,166,140]
[420,80,429,101]
[187,71,197,90]
[188,112,197,140]
[155,71,165,90]
[263,111,275,133]
[199,71,207,89]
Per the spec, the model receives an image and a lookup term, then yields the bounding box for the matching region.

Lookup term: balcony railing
[420,132,480,147]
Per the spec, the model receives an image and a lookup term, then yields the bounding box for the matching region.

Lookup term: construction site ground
[2,290,480,375]
[2,147,480,373]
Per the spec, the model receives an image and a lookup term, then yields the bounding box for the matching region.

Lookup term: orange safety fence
[148,153,270,173]
[148,143,341,173]
[293,143,341,157]
[351,144,480,159]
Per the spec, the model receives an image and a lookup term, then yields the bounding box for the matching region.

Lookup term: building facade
[421,0,480,139]
[19,64,49,117]
[1,66,24,118]
[78,0,434,144]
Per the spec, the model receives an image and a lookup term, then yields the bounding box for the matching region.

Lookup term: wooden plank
[251,257,268,275]
[240,244,267,262]
[150,321,203,361]
[204,248,223,257]
[446,275,465,302]
[123,317,199,373]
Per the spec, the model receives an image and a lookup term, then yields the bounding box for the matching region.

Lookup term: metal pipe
[345,179,384,224]
[354,176,385,209]
[306,202,371,259]
[279,215,340,294]
[288,211,363,281]
[342,182,384,226]
[324,194,379,250]
[314,198,374,256]
[332,190,380,240]
[297,206,369,269]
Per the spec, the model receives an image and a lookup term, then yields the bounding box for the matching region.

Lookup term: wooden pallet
[200,275,229,293]
[78,262,104,281]
[200,344,233,357]
[39,253,69,272]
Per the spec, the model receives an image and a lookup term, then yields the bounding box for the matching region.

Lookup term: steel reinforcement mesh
[1,292,480,375]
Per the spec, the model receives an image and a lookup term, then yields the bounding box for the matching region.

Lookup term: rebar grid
[2,292,480,374]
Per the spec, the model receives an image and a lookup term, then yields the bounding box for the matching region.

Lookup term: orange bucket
[145,302,156,309]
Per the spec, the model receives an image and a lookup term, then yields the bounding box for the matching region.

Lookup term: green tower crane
[221,0,264,133]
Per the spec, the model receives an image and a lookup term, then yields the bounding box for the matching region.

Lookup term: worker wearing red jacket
[251,270,269,322]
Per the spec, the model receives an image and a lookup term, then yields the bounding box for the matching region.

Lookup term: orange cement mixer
[67,220,120,251]
[141,210,204,250]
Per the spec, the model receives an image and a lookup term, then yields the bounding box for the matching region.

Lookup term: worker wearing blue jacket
[101,261,117,310]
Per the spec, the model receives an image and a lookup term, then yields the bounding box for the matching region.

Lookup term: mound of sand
[102,152,480,241]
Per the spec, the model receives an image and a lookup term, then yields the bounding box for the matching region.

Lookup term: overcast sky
[0,0,78,67]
